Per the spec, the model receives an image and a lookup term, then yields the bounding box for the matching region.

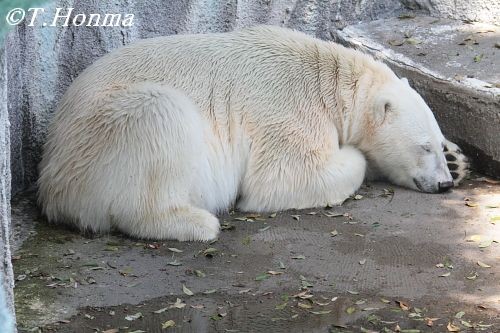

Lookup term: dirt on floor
[11,177,500,333]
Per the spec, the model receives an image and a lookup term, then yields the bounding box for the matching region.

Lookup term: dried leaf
[331,230,339,237]
[298,302,312,309]
[310,310,332,315]
[477,261,491,268]
[447,322,460,332]
[167,260,182,266]
[203,289,217,294]
[406,38,422,45]
[202,247,218,257]
[182,284,194,296]
[346,306,356,314]
[389,39,405,46]
[162,320,175,329]
[292,255,305,260]
[397,300,410,311]
[168,247,183,253]
[478,240,492,248]
[467,235,481,242]
[354,194,363,200]
[466,272,478,280]
[171,298,186,309]
[125,312,143,321]
[440,272,451,277]
[153,307,169,314]
[255,273,270,281]
[454,311,465,319]
[267,270,283,275]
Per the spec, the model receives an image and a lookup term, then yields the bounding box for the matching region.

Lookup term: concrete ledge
[334,16,500,177]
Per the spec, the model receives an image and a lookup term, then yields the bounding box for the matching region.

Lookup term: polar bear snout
[438,181,454,193]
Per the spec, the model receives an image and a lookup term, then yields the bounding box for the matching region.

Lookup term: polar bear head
[362,78,454,193]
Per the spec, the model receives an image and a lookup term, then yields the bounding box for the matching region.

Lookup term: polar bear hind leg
[40,82,219,241]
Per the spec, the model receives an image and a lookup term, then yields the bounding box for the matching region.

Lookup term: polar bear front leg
[238,145,366,212]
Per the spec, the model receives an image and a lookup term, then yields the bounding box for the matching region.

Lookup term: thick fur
[38,26,467,241]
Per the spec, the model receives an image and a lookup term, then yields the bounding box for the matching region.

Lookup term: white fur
[38,26,455,241]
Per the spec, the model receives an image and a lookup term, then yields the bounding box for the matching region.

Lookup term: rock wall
[0,46,15,331]
[402,0,500,23]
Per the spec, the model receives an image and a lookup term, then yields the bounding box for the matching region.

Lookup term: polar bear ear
[401,77,409,85]
[373,96,392,126]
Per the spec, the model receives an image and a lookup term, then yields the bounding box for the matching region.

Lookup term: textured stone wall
[402,0,500,23]
[0,46,15,331]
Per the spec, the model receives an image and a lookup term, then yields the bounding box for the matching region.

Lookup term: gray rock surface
[0,46,15,330]
[402,0,500,24]
[335,16,500,177]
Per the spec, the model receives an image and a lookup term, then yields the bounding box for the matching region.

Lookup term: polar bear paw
[443,139,469,186]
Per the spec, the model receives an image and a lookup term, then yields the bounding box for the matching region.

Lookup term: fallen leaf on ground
[310,310,331,315]
[396,300,410,311]
[473,54,484,62]
[167,260,182,266]
[125,312,143,321]
[291,215,300,221]
[389,39,405,46]
[478,240,492,248]
[255,273,270,281]
[447,322,460,332]
[354,194,363,200]
[203,289,217,294]
[466,272,478,280]
[331,230,339,237]
[359,259,366,265]
[267,270,283,275]
[477,261,491,268]
[455,311,465,319]
[162,320,175,329]
[292,255,305,260]
[440,272,451,277]
[182,284,194,296]
[171,298,186,309]
[467,235,481,242]
[298,302,312,309]
[202,247,218,257]
[346,306,356,314]
[168,247,183,253]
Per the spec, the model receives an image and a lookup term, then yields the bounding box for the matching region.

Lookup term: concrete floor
[12,177,500,332]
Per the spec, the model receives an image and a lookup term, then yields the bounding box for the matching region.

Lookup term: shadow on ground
[12,178,500,332]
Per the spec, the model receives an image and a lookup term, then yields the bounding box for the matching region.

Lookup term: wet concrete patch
[12,180,500,332]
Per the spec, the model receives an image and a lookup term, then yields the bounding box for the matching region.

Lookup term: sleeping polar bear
[38,26,468,241]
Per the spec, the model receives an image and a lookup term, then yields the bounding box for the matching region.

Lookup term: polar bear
[38,26,468,241]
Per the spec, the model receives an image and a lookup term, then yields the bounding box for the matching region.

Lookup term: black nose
[438,181,454,193]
